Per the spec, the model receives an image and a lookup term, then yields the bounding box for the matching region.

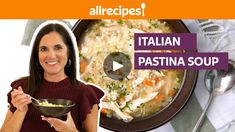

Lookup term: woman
[1,21,104,132]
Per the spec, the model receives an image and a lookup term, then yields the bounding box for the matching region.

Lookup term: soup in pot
[78,19,184,122]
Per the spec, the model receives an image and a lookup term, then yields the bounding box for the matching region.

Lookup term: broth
[78,19,184,122]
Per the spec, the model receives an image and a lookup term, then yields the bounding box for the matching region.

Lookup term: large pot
[72,19,198,132]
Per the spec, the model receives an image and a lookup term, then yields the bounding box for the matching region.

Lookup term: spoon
[30,96,41,104]
[192,60,235,132]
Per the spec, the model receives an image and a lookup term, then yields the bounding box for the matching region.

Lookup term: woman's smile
[45,59,59,65]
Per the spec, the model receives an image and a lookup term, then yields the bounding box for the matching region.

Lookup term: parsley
[117,20,124,24]
[106,82,119,92]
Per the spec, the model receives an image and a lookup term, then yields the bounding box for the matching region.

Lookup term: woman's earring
[67,59,71,67]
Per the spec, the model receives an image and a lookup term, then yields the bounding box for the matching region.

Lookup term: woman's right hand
[11,86,31,113]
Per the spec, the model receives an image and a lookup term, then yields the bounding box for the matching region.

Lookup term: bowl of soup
[72,19,198,131]
[32,99,75,117]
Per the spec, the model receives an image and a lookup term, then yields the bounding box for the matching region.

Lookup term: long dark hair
[27,23,77,96]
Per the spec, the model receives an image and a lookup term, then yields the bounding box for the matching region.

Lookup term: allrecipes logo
[89,3,146,18]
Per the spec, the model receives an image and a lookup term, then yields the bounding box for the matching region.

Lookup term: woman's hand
[41,112,78,132]
[11,86,31,113]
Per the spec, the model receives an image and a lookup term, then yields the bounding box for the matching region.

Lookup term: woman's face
[38,31,68,78]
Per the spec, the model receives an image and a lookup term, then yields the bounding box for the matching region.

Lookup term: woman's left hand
[41,112,78,132]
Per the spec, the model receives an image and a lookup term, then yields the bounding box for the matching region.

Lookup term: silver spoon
[30,96,40,104]
[192,60,235,132]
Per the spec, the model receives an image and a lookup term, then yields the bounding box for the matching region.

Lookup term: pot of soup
[72,19,198,131]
